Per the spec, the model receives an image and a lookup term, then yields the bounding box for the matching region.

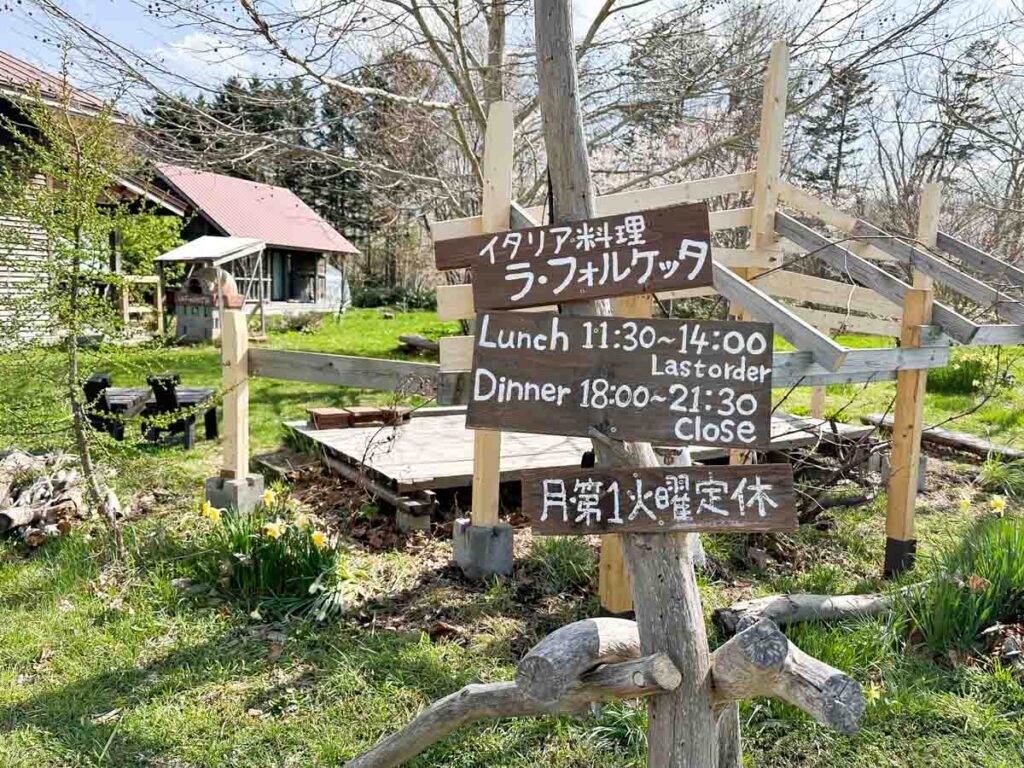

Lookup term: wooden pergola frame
[430,41,1024,603]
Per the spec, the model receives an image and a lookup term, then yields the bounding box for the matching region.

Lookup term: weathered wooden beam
[775,212,979,344]
[248,348,438,394]
[936,230,1024,290]
[713,262,848,371]
[756,270,900,318]
[862,413,1024,460]
[780,304,900,338]
[852,218,1024,325]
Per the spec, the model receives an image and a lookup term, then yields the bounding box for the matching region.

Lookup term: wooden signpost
[435,202,713,309]
[524,464,796,535]
[467,312,773,448]
[349,27,870,768]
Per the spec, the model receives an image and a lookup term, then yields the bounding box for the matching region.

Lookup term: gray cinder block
[452,517,514,579]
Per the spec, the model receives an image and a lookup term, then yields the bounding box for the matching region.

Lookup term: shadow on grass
[0,612,471,767]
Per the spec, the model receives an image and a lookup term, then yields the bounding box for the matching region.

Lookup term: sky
[0,0,1019,103]
[2,0,615,87]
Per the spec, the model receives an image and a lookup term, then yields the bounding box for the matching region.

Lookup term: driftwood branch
[711,619,865,735]
[347,614,866,767]
[515,617,641,703]
[345,653,680,768]
[714,593,893,636]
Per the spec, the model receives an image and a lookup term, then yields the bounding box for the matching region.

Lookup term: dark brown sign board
[523,464,796,534]
[466,312,774,449]
[434,202,713,309]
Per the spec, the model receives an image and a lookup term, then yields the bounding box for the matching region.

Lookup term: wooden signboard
[523,464,795,534]
[435,203,713,309]
[467,312,774,449]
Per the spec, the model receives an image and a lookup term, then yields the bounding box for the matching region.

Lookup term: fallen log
[398,334,439,353]
[861,413,1024,460]
[345,653,680,768]
[714,592,892,636]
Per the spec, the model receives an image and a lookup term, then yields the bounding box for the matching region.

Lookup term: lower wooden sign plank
[523,464,796,534]
[466,312,774,449]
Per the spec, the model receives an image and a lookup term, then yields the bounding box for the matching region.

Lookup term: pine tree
[798,66,873,203]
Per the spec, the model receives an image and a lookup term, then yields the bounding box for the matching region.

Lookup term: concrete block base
[397,508,431,533]
[874,451,927,493]
[205,474,265,514]
[453,518,514,579]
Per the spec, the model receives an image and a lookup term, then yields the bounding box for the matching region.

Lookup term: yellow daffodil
[200,500,214,518]
[991,495,1007,514]
[263,519,283,539]
[262,488,277,507]
[207,507,222,522]
[295,514,311,530]
[312,531,328,549]
[865,681,883,703]
[958,497,971,513]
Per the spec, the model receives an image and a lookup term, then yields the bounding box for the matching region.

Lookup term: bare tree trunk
[483,0,506,106]
[67,236,125,561]
[533,1,718,764]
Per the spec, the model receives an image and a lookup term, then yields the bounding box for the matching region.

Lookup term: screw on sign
[467,311,774,449]
[523,465,796,535]
[433,202,714,310]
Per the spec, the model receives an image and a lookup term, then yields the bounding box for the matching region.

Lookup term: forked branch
[344,652,680,768]
[344,617,865,767]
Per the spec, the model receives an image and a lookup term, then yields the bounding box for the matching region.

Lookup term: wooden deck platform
[287,408,875,493]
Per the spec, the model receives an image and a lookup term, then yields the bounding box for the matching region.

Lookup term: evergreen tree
[798,66,873,203]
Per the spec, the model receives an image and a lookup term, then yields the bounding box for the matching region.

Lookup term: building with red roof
[152,163,358,313]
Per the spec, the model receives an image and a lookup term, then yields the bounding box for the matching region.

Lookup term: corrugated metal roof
[155,163,359,255]
[155,235,264,266]
[0,50,106,114]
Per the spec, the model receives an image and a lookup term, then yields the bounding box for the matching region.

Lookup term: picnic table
[88,374,217,448]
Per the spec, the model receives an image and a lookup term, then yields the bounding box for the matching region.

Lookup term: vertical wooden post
[810,385,827,419]
[155,269,165,336]
[731,40,788,466]
[884,182,940,577]
[535,2,719,764]
[220,309,250,480]
[598,294,651,615]
[470,101,514,527]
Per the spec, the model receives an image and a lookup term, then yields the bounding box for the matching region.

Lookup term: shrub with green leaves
[194,491,365,620]
[978,458,1024,500]
[525,536,595,594]
[902,516,1024,654]
[927,351,994,394]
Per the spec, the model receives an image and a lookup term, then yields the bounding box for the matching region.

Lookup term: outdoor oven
[173,267,244,341]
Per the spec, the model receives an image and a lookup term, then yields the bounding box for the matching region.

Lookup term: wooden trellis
[430,42,1024,601]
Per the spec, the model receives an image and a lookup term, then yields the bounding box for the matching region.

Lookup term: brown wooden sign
[466,312,774,449]
[434,203,713,309]
[523,464,796,534]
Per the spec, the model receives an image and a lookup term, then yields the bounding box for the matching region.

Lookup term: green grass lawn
[1,310,1023,767]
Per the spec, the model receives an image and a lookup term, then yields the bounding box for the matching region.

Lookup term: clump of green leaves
[524,536,595,594]
[927,352,995,394]
[119,212,184,275]
[195,490,366,620]
[978,458,1024,500]
[902,517,1024,654]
